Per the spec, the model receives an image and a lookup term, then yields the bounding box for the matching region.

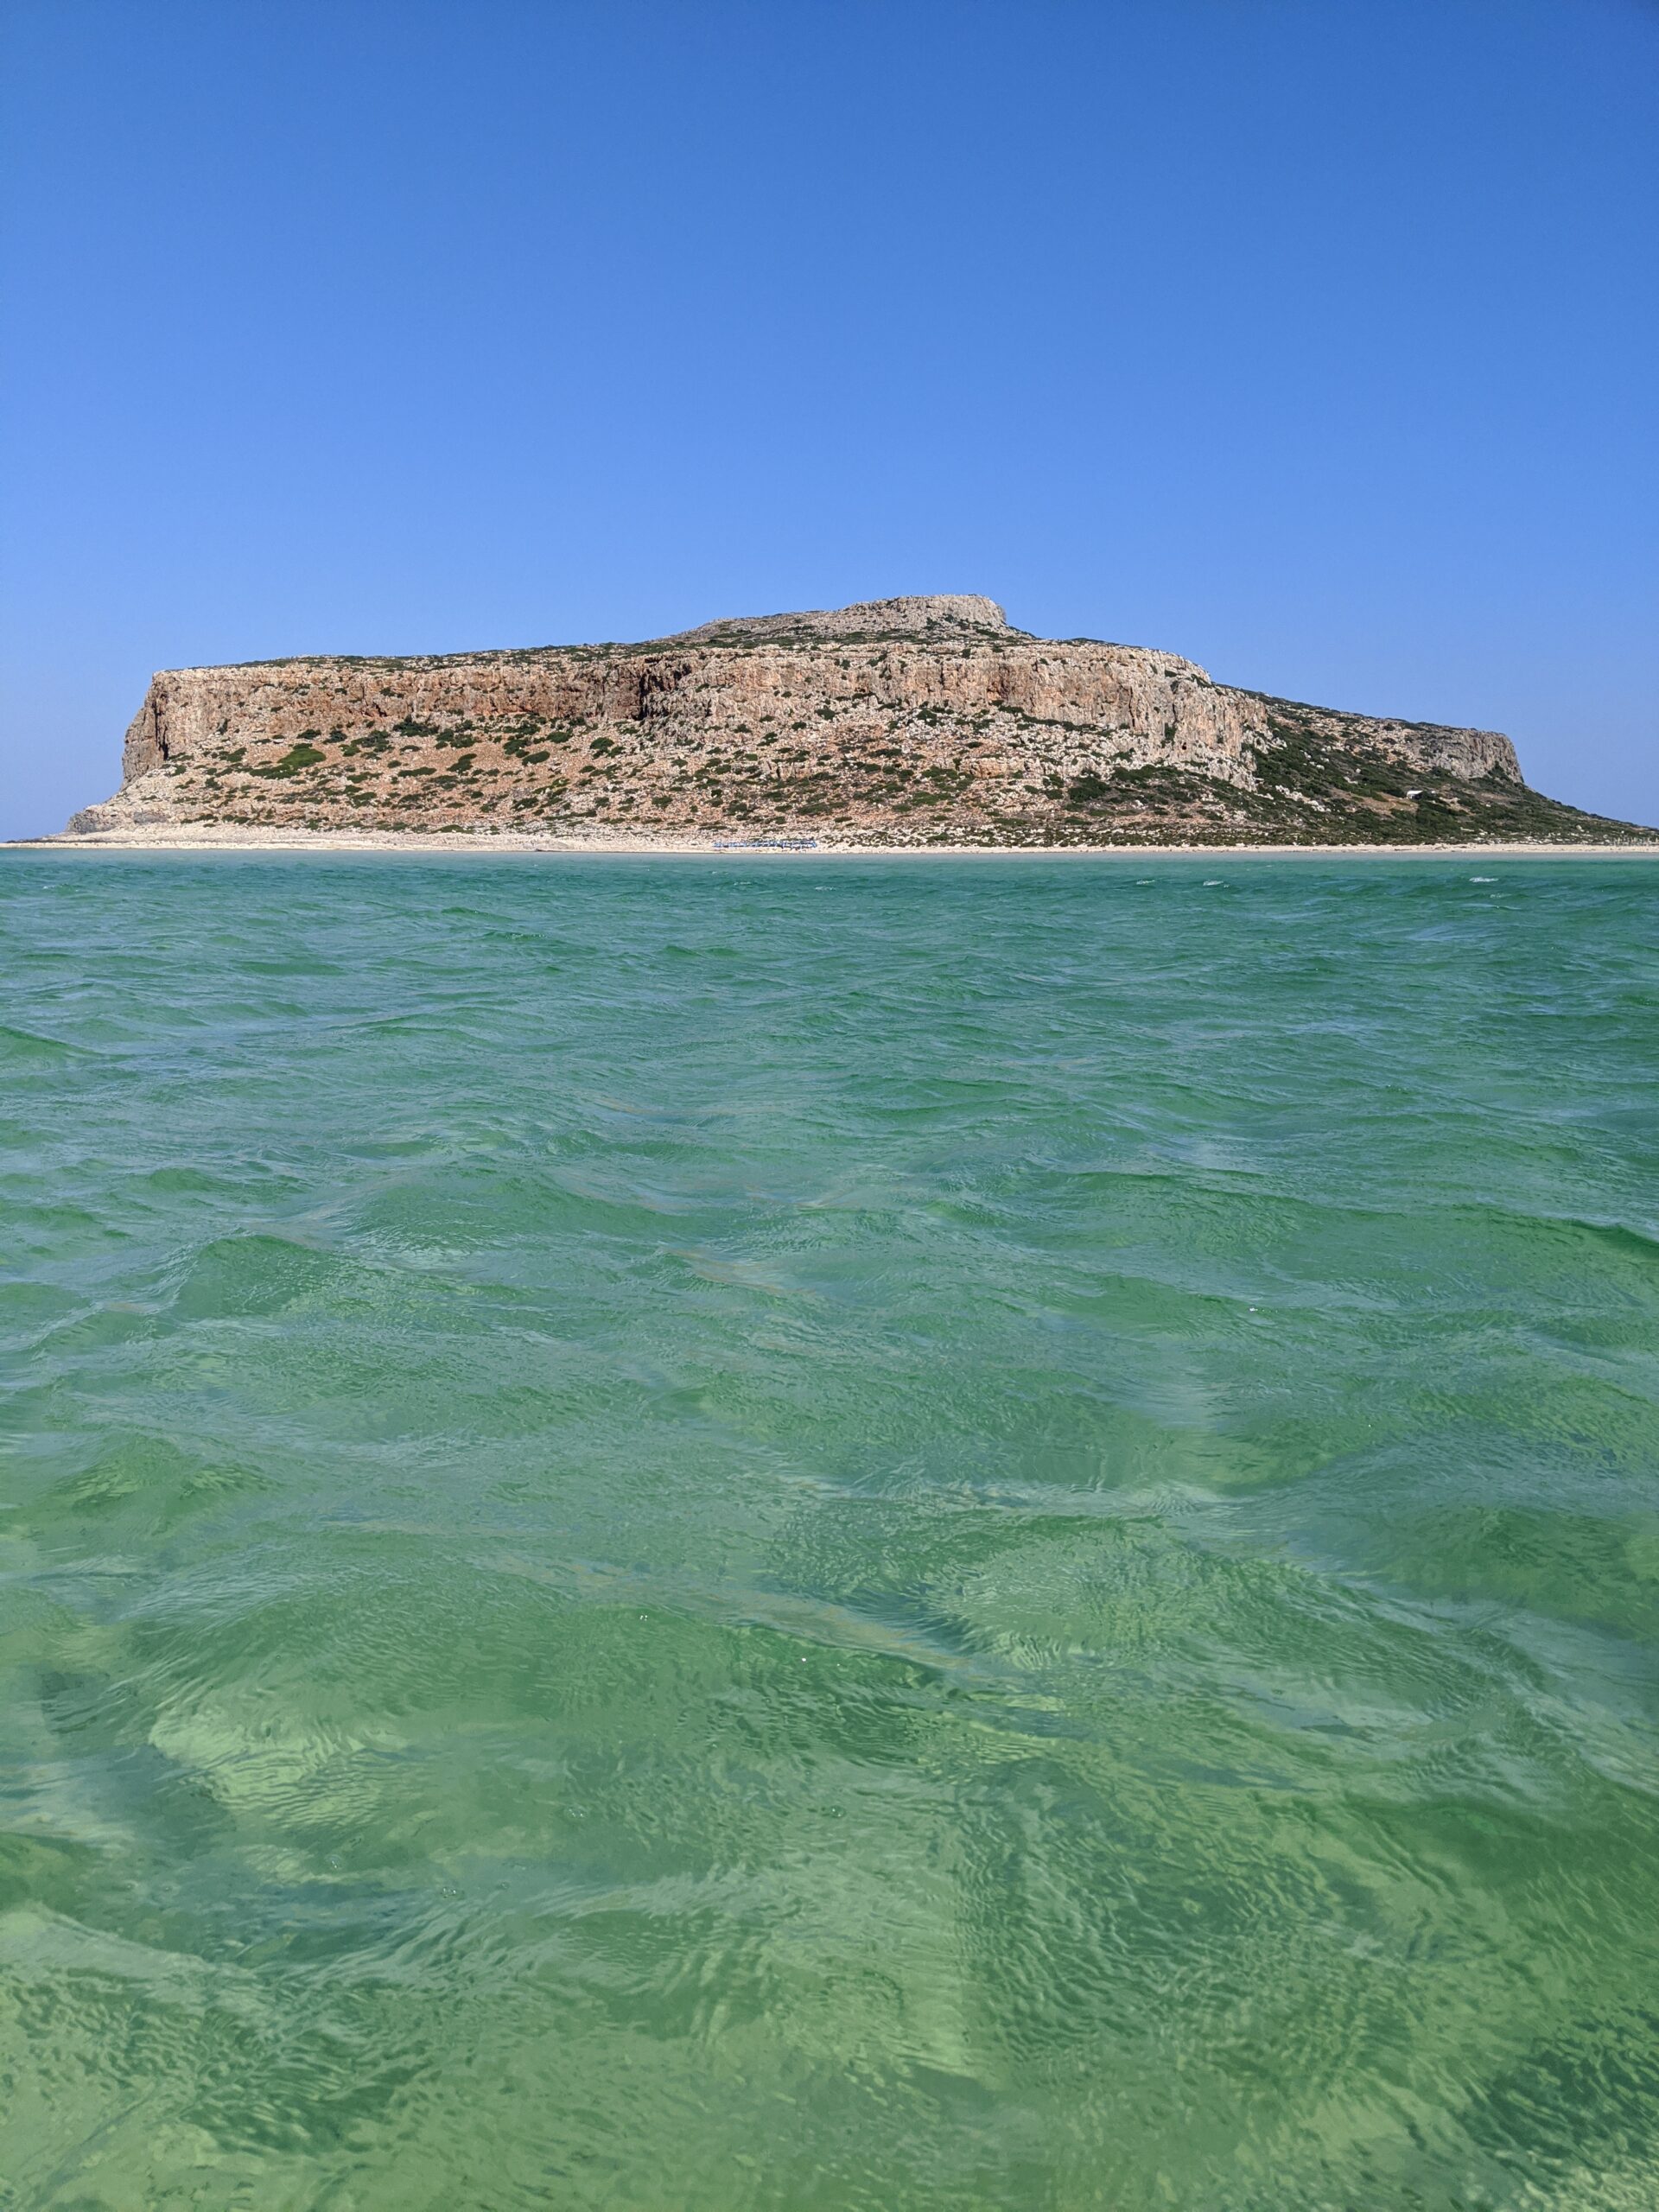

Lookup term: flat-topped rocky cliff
[66,596,1645,846]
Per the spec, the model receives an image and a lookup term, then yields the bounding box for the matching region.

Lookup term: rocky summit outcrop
[67,595,1644,845]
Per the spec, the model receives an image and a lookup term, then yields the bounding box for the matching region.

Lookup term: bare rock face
[669,594,1013,644]
[68,595,1636,846]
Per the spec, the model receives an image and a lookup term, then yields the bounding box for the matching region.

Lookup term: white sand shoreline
[7,826,1658,861]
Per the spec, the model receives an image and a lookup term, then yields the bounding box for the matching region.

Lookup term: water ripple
[3,851,1658,2209]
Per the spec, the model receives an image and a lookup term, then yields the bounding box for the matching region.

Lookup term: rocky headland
[62,596,1649,848]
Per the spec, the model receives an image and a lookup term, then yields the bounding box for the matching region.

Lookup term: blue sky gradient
[3,0,1655,837]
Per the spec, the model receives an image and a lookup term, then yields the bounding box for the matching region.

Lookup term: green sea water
[3,851,1658,2211]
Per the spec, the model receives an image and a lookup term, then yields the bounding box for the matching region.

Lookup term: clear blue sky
[3,0,1655,838]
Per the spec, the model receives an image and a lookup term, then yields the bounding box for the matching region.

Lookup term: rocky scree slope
[69,596,1644,845]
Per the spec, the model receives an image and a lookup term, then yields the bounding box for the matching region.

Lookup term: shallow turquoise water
[3,852,1658,2210]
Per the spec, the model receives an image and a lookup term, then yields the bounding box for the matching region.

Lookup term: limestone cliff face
[73,594,1590,848]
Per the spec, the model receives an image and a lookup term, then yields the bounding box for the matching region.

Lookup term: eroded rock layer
[69,596,1642,845]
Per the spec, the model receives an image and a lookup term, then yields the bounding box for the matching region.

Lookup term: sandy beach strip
[7,825,1658,861]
